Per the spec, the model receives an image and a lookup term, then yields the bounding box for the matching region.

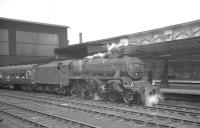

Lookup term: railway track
[0,89,200,128]
[0,102,99,128]
[1,89,200,113]
[1,89,200,117]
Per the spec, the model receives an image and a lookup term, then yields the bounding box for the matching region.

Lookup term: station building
[55,20,200,85]
[0,17,69,66]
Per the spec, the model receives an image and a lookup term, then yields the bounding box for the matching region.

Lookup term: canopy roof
[122,36,200,60]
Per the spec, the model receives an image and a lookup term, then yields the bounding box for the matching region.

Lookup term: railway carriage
[0,64,35,90]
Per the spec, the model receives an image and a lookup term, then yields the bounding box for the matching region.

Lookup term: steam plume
[94,93,102,100]
[85,52,106,59]
[106,39,129,52]
[106,39,129,57]
[146,94,163,107]
[85,38,129,59]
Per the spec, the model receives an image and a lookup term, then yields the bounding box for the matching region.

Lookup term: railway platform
[160,87,200,95]
[160,83,200,95]
[153,80,200,95]
[159,83,200,102]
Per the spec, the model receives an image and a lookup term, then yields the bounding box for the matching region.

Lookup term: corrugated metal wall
[0,29,9,55]
[16,31,58,56]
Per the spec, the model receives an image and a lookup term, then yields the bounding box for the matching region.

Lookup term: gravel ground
[0,115,32,128]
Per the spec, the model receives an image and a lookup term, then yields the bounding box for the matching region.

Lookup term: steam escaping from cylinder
[146,94,163,107]
[94,93,102,101]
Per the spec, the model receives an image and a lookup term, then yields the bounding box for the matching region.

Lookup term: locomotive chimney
[79,33,83,44]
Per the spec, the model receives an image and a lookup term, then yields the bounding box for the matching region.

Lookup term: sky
[0,0,200,45]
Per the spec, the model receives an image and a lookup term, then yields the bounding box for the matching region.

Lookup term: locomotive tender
[0,56,159,104]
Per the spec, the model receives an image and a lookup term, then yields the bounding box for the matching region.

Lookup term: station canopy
[55,36,200,61]
[122,36,200,61]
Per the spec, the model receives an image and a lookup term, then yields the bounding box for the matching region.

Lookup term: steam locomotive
[0,56,159,105]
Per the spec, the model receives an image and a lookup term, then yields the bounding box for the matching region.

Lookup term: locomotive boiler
[72,57,143,80]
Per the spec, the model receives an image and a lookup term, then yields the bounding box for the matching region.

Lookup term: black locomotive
[0,55,159,105]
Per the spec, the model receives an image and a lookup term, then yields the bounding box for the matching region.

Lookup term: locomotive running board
[68,76,122,80]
